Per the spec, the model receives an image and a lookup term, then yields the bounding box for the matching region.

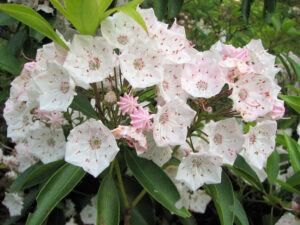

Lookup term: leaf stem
[131,189,147,208]
[91,83,106,122]
[115,158,129,208]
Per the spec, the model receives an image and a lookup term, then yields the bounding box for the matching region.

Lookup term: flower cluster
[2,7,286,220]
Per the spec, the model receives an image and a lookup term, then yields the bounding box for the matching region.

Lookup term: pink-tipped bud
[130,107,153,131]
[117,93,139,115]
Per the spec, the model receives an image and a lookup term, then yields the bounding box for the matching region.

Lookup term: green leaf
[125,150,190,218]
[285,85,300,96]
[0,4,68,50]
[70,95,98,119]
[283,133,300,173]
[98,0,114,15]
[233,193,249,225]
[225,156,264,192]
[280,18,296,34]
[284,54,300,84]
[287,171,300,187]
[206,172,235,225]
[266,150,279,184]
[26,164,86,225]
[276,134,286,147]
[168,0,183,18]
[6,28,27,57]
[63,0,101,35]
[270,14,280,32]
[279,95,300,114]
[10,160,65,192]
[0,11,17,25]
[275,179,300,194]
[241,0,252,22]
[0,47,22,75]
[179,216,197,225]
[154,0,167,21]
[96,174,120,225]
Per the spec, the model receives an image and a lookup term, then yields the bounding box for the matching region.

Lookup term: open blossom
[34,62,75,111]
[230,74,280,122]
[139,131,172,166]
[181,51,226,98]
[153,98,196,147]
[2,192,24,216]
[63,34,116,88]
[240,120,277,169]
[130,107,153,131]
[28,121,66,164]
[275,213,300,225]
[112,125,147,155]
[176,152,223,191]
[203,118,245,165]
[118,93,139,115]
[65,119,119,177]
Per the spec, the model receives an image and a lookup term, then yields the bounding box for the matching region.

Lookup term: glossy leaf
[70,95,98,119]
[266,150,279,184]
[168,0,183,18]
[279,95,300,114]
[0,4,68,50]
[0,47,22,75]
[26,164,86,225]
[287,171,300,187]
[63,0,101,35]
[206,172,235,225]
[275,179,300,194]
[154,0,167,21]
[233,193,249,225]
[125,150,190,218]
[10,160,65,192]
[283,133,300,173]
[0,11,17,25]
[96,174,120,225]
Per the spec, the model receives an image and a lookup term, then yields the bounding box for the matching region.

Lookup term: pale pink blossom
[275,213,300,225]
[112,125,147,155]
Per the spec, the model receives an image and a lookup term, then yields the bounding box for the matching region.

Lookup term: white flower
[80,202,97,225]
[153,98,196,147]
[181,51,226,98]
[203,118,245,165]
[2,192,24,216]
[101,11,148,50]
[119,41,164,89]
[15,139,37,172]
[230,74,278,122]
[65,119,119,177]
[176,152,223,191]
[63,35,116,88]
[64,199,76,218]
[176,186,211,213]
[3,98,35,141]
[275,213,300,225]
[34,62,75,111]
[158,64,189,102]
[28,121,66,164]
[139,131,172,167]
[240,120,277,170]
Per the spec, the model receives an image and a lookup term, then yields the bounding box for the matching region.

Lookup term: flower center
[47,138,56,147]
[89,57,101,71]
[238,89,248,100]
[60,81,70,94]
[89,136,102,150]
[159,111,169,124]
[196,80,208,91]
[213,134,222,145]
[117,35,129,45]
[249,134,256,144]
[133,58,145,70]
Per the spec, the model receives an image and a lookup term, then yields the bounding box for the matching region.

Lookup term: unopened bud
[105,91,117,103]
